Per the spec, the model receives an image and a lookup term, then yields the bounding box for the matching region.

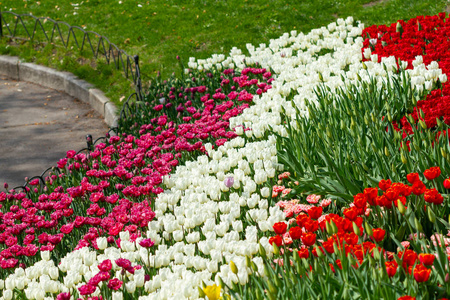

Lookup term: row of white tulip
[0,16,446,300]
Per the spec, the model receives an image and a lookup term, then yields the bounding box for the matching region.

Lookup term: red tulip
[269,235,283,247]
[353,193,367,209]
[385,261,398,277]
[304,219,319,232]
[424,188,444,205]
[301,232,316,247]
[296,214,310,227]
[289,226,303,240]
[343,207,359,221]
[444,178,450,189]
[297,248,309,259]
[372,228,386,242]
[413,264,431,283]
[378,179,392,191]
[423,166,441,181]
[418,253,435,266]
[400,249,418,267]
[273,222,287,235]
[307,206,323,219]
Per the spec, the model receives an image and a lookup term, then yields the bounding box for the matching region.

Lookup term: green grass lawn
[0,0,448,106]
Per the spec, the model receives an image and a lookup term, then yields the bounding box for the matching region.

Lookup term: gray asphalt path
[0,76,109,188]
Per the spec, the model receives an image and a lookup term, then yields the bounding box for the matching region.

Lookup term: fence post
[134,55,143,101]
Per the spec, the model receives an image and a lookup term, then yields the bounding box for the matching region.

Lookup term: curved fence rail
[0,11,143,100]
[0,11,150,191]
[11,130,117,193]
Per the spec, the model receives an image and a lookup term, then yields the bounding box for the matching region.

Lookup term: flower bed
[1,13,450,300]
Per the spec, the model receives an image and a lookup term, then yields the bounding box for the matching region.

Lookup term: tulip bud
[267,280,277,296]
[318,72,323,82]
[407,114,415,125]
[364,114,369,126]
[217,276,225,288]
[325,221,332,235]
[419,120,427,129]
[401,152,407,164]
[352,222,360,236]
[245,256,252,268]
[384,147,390,157]
[427,206,436,223]
[364,221,373,236]
[387,112,392,122]
[251,261,258,273]
[230,260,238,274]
[259,243,267,258]
[414,217,424,232]
[397,200,406,215]
[362,61,367,70]
[330,220,338,234]
[273,243,281,256]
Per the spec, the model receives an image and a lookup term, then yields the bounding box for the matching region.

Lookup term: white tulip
[48,267,59,280]
[5,277,14,290]
[260,187,270,198]
[112,291,123,300]
[35,288,45,300]
[186,232,200,244]
[3,289,13,300]
[41,251,50,261]
[135,273,145,288]
[232,220,243,232]
[173,230,184,242]
[96,237,108,250]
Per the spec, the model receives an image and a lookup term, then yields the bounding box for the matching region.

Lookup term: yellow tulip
[203,284,221,300]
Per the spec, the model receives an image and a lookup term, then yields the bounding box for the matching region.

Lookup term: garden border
[0,54,118,127]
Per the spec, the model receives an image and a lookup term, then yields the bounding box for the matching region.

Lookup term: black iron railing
[0,11,143,100]
[0,11,149,190]
[13,131,116,193]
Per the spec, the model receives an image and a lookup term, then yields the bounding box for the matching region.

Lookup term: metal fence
[0,11,147,191]
[0,11,143,100]
[15,131,116,193]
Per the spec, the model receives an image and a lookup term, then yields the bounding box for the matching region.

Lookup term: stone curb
[0,55,118,128]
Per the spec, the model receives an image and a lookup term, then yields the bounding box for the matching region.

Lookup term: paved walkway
[0,76,109,188]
